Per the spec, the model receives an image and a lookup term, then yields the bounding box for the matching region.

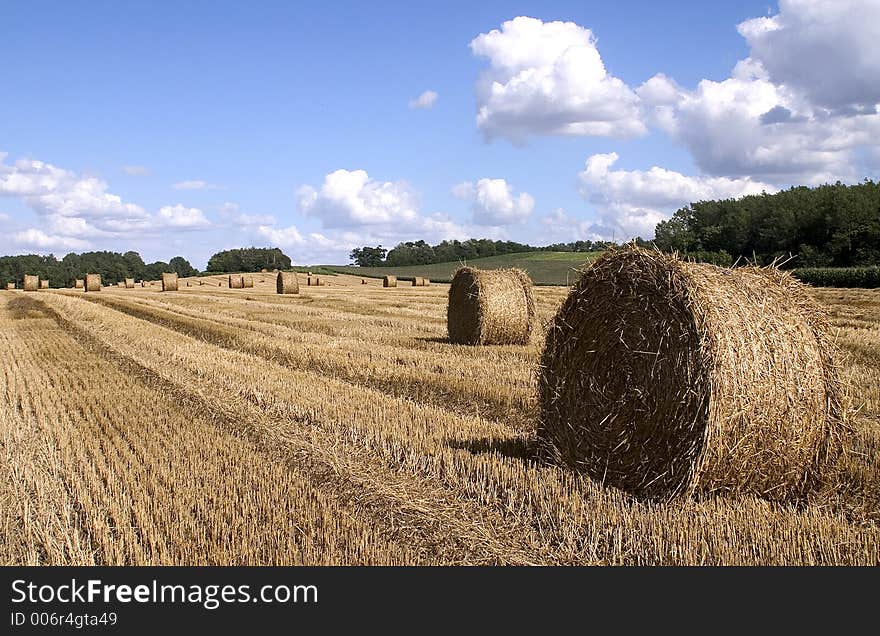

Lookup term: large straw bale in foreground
[383,275,397,288]
[538,246,843,502]
[23,275,39,292]
[228,275,243,289]
[447,267,534,345]
[84,274,101,292]
[277,271,299,294]
[161,272,178,291]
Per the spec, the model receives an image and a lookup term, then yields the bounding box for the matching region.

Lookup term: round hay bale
[23,275,39,292]
[161,272,179,292]
[383,275,397,288]
[39,279,49,289]
[447,267,534,346]
[412,277,423,287]
[538,246,844,502]
[75,279,85,289]
[422,278,431,287]
[117,281,125,288]
[361,279,367,285]
[141,281,146,287]
[242,275,254,288]
[84,273,101,292]
[6,282,15,290]
[228,275,243,289]
[277,271,299,294]
[125,278,135,289]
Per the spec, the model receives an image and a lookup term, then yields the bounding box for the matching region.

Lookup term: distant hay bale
[75,279,84,289]
[361,279,367,285]
[228,275,243,289]
[84,273,101,292]
[141,281,146,287]
[6,282,14,290]
[23,275,39,292]
[117,281,125,288]
[383,275,397,288]
[39,279,49,289]
[447,267,534,346]
[125,278,134,289]
[422,278,431,286]
[261,268,268,273]
[242,276,254,288]
[412,277,423,286]
[161,272,178,292]
[277,271,299,294]
[538,246,844,502]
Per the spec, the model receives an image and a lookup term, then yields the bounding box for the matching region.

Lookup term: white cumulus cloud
[738,0,880,111]
[12,229,91,251]
[637,1,880,185]
[452,178,535,225]
[409,90,438,109]
[470,16,646,142]
[0,155,146,219]
[157,204,211,228]
[297,169,420,228]
[578,153,776,239]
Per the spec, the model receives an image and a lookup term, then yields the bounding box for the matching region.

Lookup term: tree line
[0,251,197,288]
[0,247,293,287]
[653,180,880,266]
[351,181,879,269]
[205,247,291,273]
[349,238,617,267]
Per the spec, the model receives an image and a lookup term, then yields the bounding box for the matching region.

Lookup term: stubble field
[1,273,878,565]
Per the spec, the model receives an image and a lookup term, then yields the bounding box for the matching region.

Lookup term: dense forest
[653,181,880,266]
[0,251,197,288]
[205,247,291,273]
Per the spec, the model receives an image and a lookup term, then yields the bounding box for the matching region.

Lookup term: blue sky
[2,1,878,267]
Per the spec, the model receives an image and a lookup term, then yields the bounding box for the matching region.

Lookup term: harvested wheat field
[1,273,878,565]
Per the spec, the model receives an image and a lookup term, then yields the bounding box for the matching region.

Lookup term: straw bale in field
[538,246,844,501]
[277,271,299,294]
[39,279,49,289]
[84,274,101,292]
[447,267,534,346]
[242,276,254,288]
[75,279,84,289]
[23,275,39,292]
[228,275,243,289]
[383,275,397,288]
[125,278,134,289]
[161,272,178,292]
